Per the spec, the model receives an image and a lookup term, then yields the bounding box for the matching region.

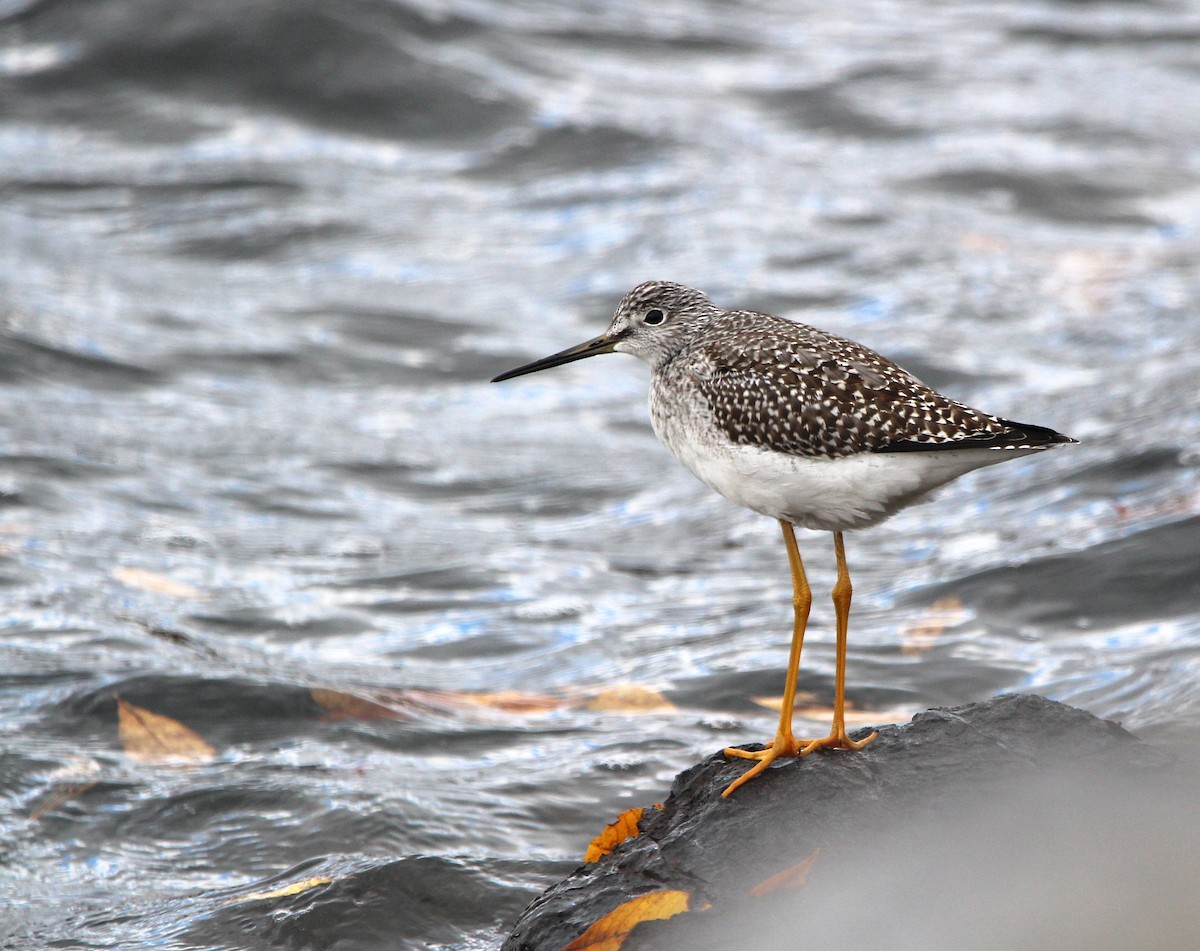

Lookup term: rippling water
[2,1,1199,947]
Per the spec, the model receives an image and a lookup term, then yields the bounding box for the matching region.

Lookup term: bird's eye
[644,308,665,325]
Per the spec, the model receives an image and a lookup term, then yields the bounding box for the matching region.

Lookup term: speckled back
[677,310,1013,458]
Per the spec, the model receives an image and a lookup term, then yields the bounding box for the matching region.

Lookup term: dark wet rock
[504,694,1191,950]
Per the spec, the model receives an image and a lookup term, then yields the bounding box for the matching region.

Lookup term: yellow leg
[721,520,815,797]
[799,531,877,755]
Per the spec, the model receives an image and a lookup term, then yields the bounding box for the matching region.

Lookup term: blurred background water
[1,0,1199,947]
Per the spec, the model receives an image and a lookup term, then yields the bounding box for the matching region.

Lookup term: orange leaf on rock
[564,890,697,951]
[584,804,665,862]
[585,685,676,713]
[116,696,215,764]
[748,847,820,896]
[584,807,645,862]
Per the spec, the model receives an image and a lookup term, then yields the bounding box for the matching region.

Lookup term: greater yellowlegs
[492,281,1074,797]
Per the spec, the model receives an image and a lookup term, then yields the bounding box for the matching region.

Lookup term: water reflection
[1,0,1199,948]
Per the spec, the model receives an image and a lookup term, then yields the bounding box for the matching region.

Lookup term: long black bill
[491,332,619,383]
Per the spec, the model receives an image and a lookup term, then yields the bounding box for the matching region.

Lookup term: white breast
[649,378,1032,532]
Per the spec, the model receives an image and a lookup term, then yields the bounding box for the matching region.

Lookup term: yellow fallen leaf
[565,890,699,951]
[748,847,820,896]
[585,807,644,862]
[117,696,215,764]
[310,687,406,721]
[112,566,207,600]
[225,876,333,905]
[901,596,967,655]
[585,685,677,713]
[584,804,665,862]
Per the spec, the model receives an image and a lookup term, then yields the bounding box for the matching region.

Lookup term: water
[2,0,1199,947]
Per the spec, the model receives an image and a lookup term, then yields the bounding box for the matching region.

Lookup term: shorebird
[492,281,1074,797]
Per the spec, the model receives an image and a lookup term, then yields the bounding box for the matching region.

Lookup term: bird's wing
[688,317,1009,458]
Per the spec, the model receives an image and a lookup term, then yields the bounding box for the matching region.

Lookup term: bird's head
[491,281,718,382]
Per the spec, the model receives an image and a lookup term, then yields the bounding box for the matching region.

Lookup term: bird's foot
[798,727,878,756]
[721,726,878,797]
[721,734,815,798]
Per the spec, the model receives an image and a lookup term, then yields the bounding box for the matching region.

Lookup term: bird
[492,281,1075,798]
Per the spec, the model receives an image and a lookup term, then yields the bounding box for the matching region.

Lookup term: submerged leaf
[748,847,820,896]
[749,689,819,712]
[901,596,967,655]
[226,876,334,905]
[117,696,215,764]
[28,781,100,821]
[564,890,696,951]
[112,566,206,600]
[750,693,913,725]
[27,757,104,820]
[585,685,677,713]
[395,688,566,716]
[310,687,406,721]
[792,704,911,726]
[311,685,681,723]
[455,690,566,714]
